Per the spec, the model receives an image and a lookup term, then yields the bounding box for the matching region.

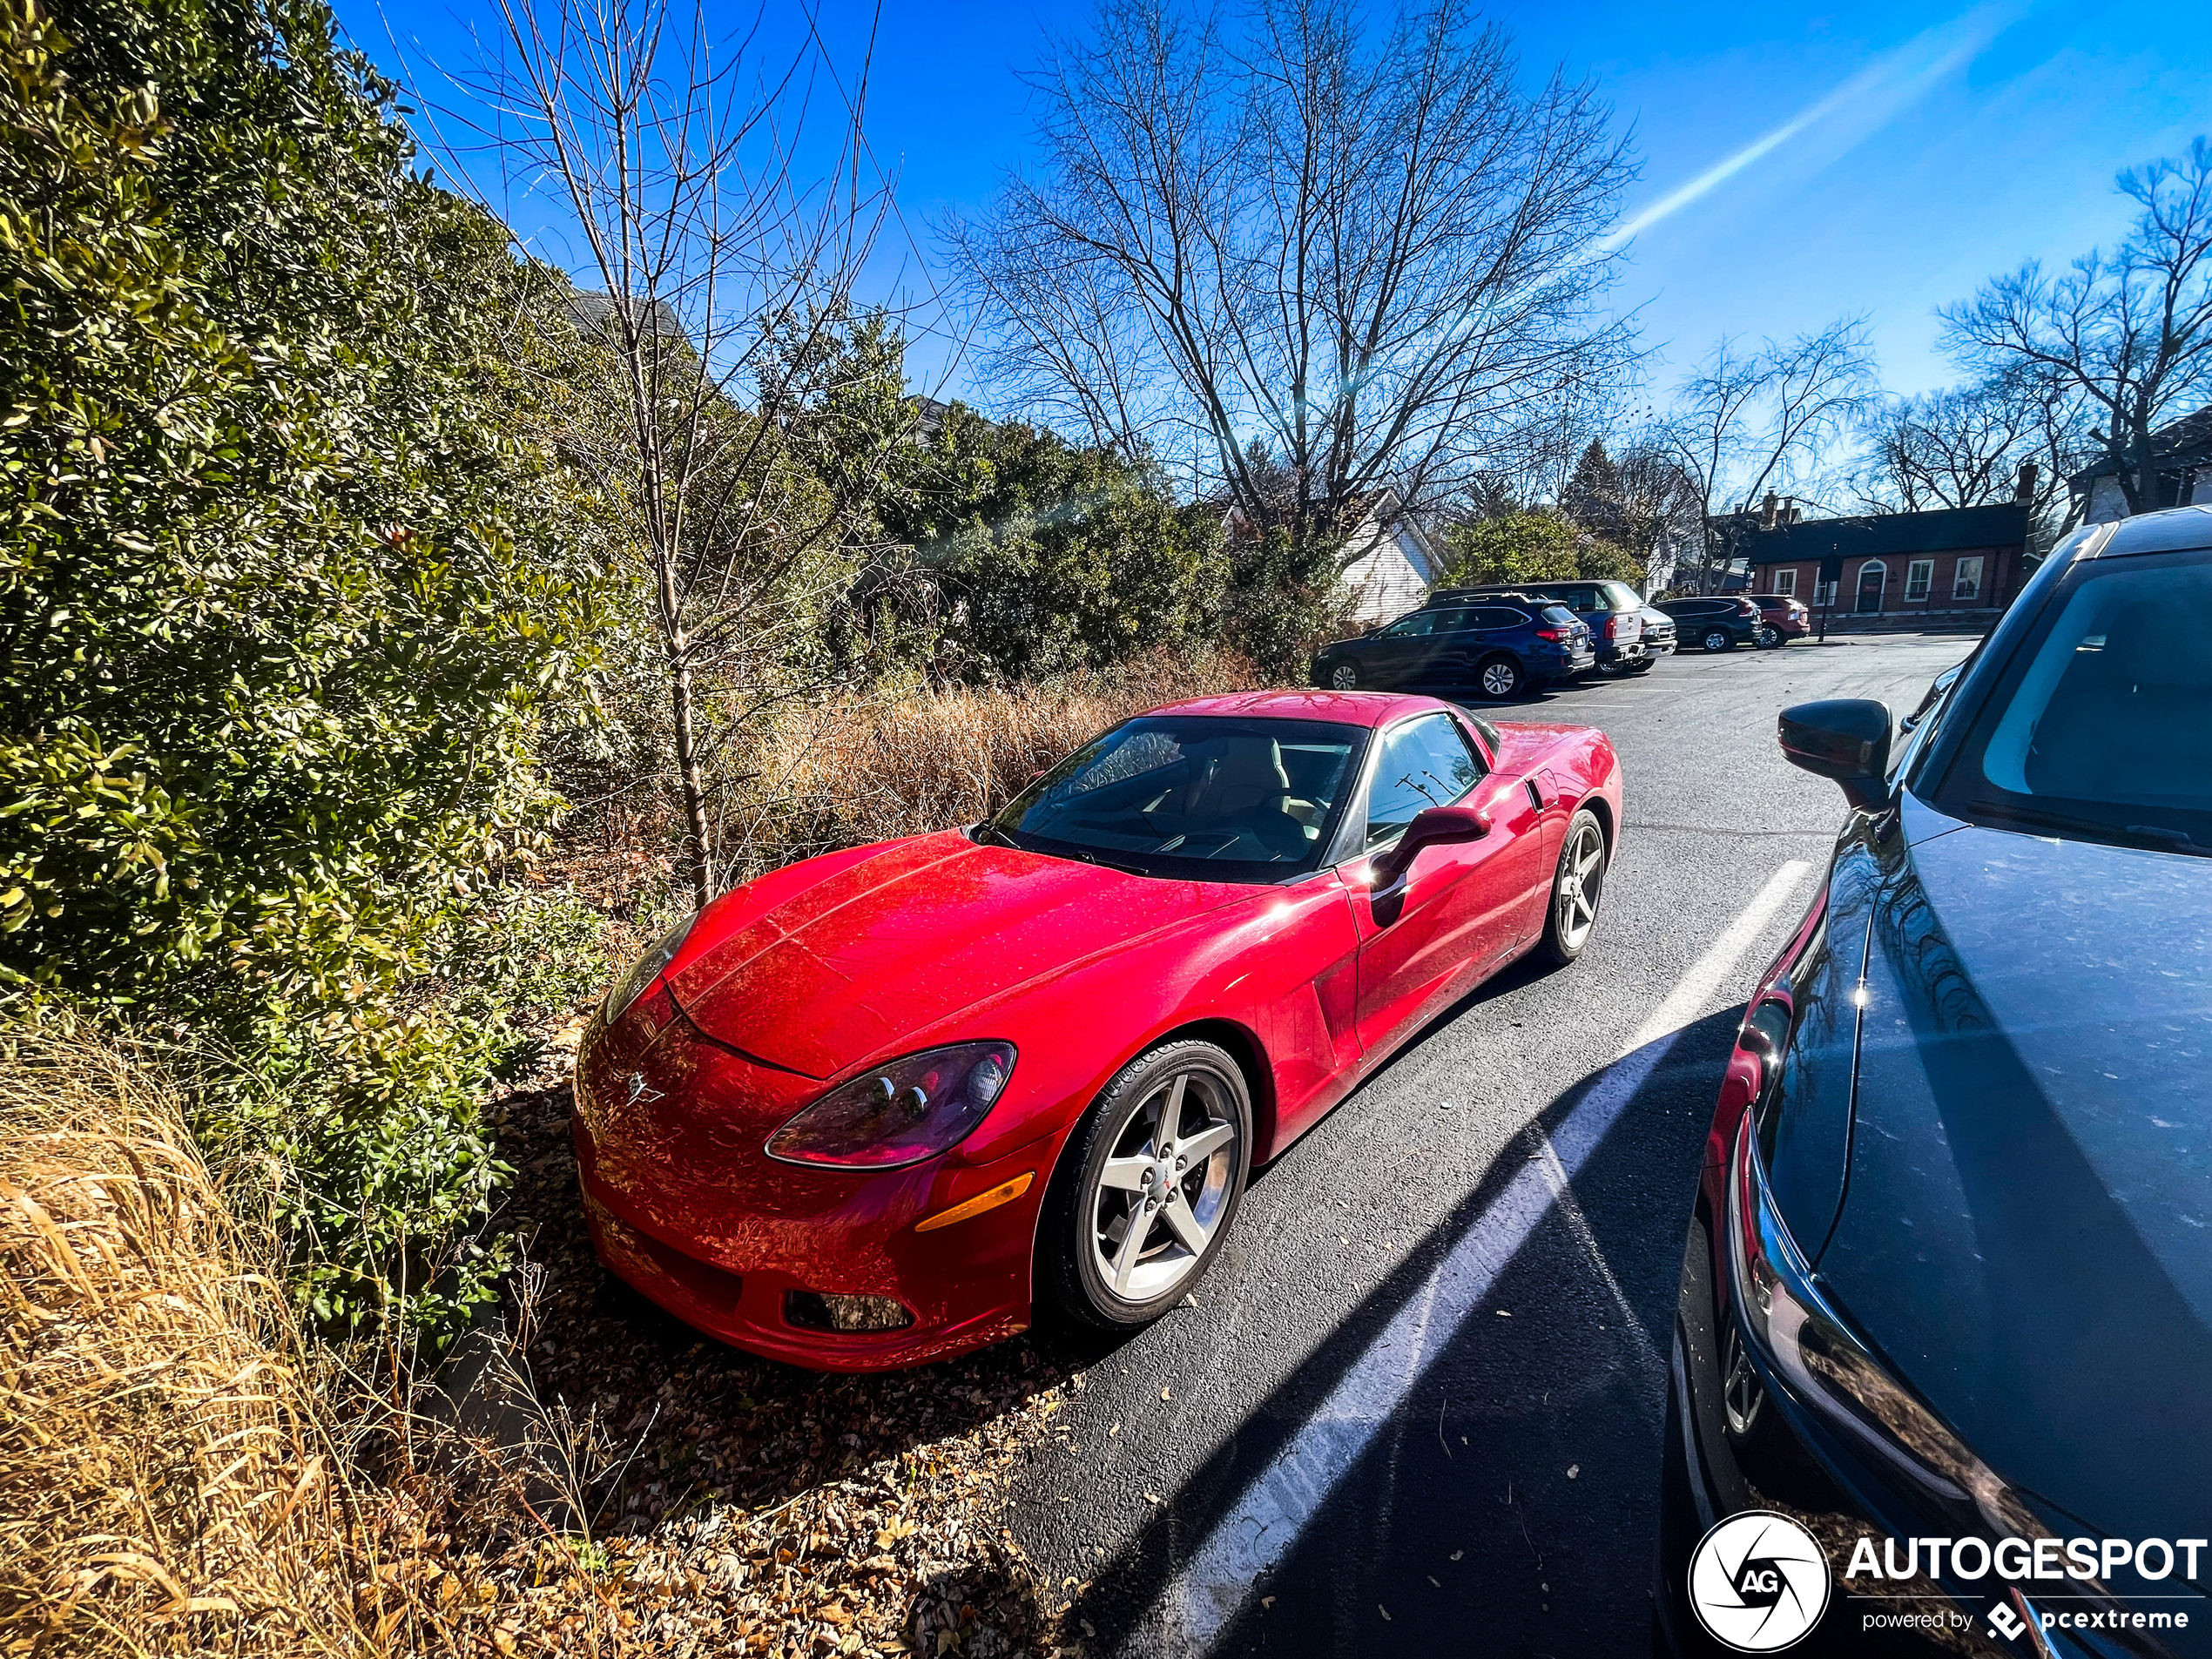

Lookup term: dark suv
[1311,596,1594,699]
[1430,580,1651,676]
[1656,594,1767,652]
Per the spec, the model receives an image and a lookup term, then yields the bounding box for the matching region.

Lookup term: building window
[1953,556,1984,601]
[1816,578,1838,607]
[1905,559,1933,602]
[1771,569,1797,597]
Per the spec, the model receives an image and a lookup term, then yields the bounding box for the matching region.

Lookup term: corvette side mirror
[1372,803,1489,890]
[1779,698,1892,811]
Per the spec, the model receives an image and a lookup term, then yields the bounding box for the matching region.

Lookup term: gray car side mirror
[1778,699,1892,811]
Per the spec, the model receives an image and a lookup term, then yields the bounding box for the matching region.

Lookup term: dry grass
[0,1022,1082,1659]
[0,1022,369,1658]
[721,648,1266,881]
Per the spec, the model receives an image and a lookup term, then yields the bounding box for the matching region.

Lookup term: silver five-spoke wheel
[1044,1039,1253,1329]
[1089,1069,1238,1304]
[1537,806,1608,966]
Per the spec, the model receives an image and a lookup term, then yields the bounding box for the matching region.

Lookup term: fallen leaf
[1379,1604,1393,1622]
[1160,1386,1171,1400]
[1495,1309,1512,1318]
[1261,1596,1276,1610]
[1567,1464,1580,1480]
[1109,1422,1120,1436]
[1144,1492,1160,1504]
[1451,1549,1464,1561]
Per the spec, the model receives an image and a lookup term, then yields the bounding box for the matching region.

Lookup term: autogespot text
[1846,1534,2208,1584]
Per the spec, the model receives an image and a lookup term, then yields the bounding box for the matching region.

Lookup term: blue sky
[340,0,2211,408]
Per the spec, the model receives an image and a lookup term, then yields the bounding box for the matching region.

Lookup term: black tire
[1700,627,1734,653]
[1040,1039,1252,1332]
[1756,624,1782,650]
[1594,654,1631,678]
[1535,806,1608,967]
[1322,659,1361,691]
[1629,658,1659,675]
[1474,653,1525,700]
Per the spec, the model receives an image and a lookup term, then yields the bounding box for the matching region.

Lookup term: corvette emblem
[624,1070,662,1105]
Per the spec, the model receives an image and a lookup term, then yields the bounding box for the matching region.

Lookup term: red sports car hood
[664,832,1255,1078]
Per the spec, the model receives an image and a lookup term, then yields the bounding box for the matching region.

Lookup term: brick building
[1739,500,2032,623]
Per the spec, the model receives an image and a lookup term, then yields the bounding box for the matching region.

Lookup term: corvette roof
[1141,689,1453,728]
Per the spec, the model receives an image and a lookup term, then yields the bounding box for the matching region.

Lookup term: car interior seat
[1175,738,1309,856]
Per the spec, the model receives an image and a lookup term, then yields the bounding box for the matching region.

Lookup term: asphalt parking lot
[1008,631,1977,1658]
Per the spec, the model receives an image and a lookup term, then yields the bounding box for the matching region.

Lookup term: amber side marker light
[914,1171,1035,1233]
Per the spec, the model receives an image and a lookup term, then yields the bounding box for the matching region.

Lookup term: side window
[1426,609,1474,634]
[1360,715,1485,851]
[1564,585,1602,612]
[1381,611,1436,637]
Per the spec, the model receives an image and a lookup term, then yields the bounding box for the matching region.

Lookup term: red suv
[1750,592,1811,646]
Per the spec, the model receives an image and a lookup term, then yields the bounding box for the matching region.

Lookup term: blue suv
[1310,596,1595,699]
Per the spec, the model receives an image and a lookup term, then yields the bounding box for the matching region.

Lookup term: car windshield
[1601,583,1642,610]
[1925,544,2212,854]
[985,715,1368,881]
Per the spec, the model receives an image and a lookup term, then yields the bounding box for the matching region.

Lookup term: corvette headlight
[603,912,698,1024]
[765,1042,1017,1170]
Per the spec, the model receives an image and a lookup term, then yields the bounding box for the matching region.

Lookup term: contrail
[1596,0,2027,254]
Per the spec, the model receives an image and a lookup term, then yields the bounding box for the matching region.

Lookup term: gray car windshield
[1926,544,2212,853]
[984,716,1367,881]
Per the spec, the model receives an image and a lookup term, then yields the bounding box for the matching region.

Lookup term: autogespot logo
[1689,1511,1832,1652]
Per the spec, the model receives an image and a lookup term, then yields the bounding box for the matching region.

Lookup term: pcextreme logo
[1688,1512,1831,1651]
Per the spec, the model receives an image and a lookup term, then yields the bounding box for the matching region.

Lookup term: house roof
[563,288,685,344]
[2067,406,2212,488]
[1741,501,2028,565]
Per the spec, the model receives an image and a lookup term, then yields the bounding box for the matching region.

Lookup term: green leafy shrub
[886,406,1224,681]
[0,0,610,1340]
[1436,508,1643,588]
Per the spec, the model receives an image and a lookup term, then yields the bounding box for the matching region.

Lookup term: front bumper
[572,1004,1052,1372]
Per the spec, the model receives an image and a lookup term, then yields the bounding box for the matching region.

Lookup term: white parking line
[1150,860,1817,1652]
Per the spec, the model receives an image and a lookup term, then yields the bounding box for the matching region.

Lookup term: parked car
[1637,603,1678,666]
[576,692,1623,1370]
[1749,591,1811,648]
[1430,580,1650,676]
[1656,594,1767,652]
[1656,505,2212,1653]
[1310,597,1594,698]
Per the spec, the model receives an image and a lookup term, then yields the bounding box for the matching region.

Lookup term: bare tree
[1613,441,1703,586]
[1851,368,2089,525]
[946,0,1635,561]
[469,0,899,905]
[1660,320,1879,590]
[1941,138,2212,516]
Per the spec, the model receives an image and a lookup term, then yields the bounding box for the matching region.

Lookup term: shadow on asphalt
[1062,1003,1744,1658]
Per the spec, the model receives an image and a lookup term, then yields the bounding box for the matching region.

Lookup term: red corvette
[573,691,1622,1371]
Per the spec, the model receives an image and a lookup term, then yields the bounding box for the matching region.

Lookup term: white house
[2073,408,2212,523]
[1332,492,1443,624]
